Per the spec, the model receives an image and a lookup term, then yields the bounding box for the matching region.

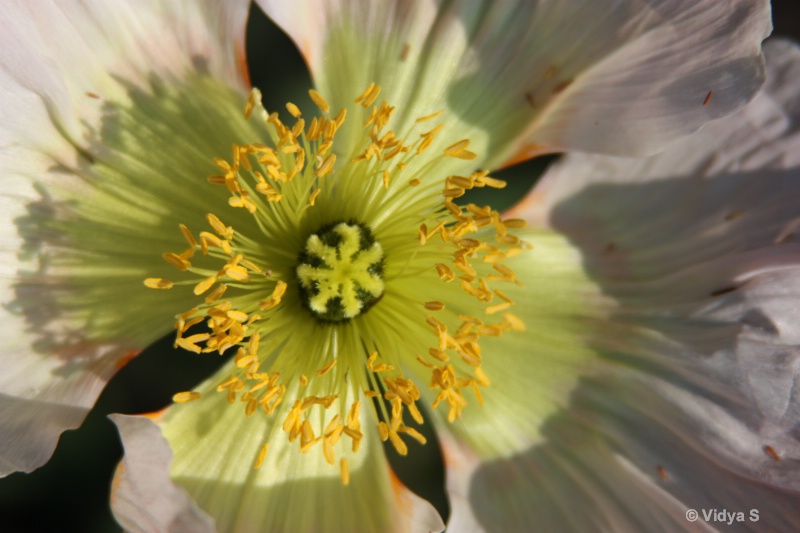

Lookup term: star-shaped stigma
[296,222,385,321]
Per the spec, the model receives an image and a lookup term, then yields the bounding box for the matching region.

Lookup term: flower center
[296,221,385,322]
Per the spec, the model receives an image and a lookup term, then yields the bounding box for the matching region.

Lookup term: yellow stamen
[355,82,377,106]
[204,283,228,304]
[144,278,173,289]
[378,422,389,441]
[175,337,203,354]
[254,443,269,469]
[308,188,322,206]
[388,430,408,455]
[415,110,444,122]
[207,213,234,239]
[273,281,288,299]
[224,264,249,282]
[361,84,381,107]
[317,359,337,377]
[244,88,262,120]
[444,139,478,160]
[503,218,527,228]
[340,458,350,486]
[286,102,302,118]
[316,154,336,177]
[162,252,190,271]
[402,427,427,445]
[173,391,202,403]
[503,313,526,331]
[476,175,506,189]
[308,89,330,113]
[179,224,197,247]
[486,302,512,314]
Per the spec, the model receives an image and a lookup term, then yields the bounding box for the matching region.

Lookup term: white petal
[258,0,770,166]
[126,375,445,532]
[440,431,711,533]
[510,39,800,306]
[511,38,800,233]
[0,0,251,149]
[110,414,216,533]
[441,395,800,533]
[439,39,800,531]
[437,265,800,530]
[0,391,94,476]
[0,80,255,476]
[513,0,771,159]
[573,366,800,531]
[0,1,257,477]
[0,307,138,478]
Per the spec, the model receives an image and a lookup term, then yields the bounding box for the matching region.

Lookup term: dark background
[1,2,798,531]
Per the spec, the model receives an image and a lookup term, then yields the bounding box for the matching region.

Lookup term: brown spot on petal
[111,461,125,497]
[400,43,411,62]
[703,90,713,106]
[77,146,95,164]
[235,41,251,88]
[388,467,415,515]
[85,92,101,99]
[140,408,168,422]
[55,339,105,363]
[725,209,745,221]
[525,92,536,108]
[774,217,800,244]
[710,286,737,297]
[553,79,573,95]
[763,445,781,462]
[299,38,314,65]
[657,465,668,480]
[115,349,140,369]
[497,142,553,169]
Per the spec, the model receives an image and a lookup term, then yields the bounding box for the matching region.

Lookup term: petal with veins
[0,0,253,477]
[444,39,800,531]
[0,0,251,149]
[113,374,444,533]
[110,414,216,533]
[258,0,770,166]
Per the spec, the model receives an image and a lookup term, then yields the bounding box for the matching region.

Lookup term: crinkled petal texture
[111,384,445,533]
[258,0,770,167]
[442,39,800,532]
[0,0,252,476]
[109,414,216,533]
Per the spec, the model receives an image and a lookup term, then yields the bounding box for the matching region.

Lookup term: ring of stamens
[144,83,528,485]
